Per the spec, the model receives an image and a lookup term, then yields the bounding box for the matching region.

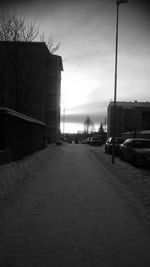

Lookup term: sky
[8,0,150,132]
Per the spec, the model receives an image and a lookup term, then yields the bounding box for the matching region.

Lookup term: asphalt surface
[0,143,150,267]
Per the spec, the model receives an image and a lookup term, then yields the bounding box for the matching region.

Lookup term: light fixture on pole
[112,0,128,164]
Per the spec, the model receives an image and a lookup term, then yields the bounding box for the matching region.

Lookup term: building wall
[0,41,63,143]
[0,41,49,121]
[107,102,150,137]
[45,54,63,142]
[0,108,46,162]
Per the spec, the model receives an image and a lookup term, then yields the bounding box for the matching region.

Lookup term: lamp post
[112,0,128,164]
[63,107,66,138]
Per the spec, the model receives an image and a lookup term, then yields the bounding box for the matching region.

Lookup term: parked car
[80,139,87,144]
[105,137,124,155]
[86,137,92,144]
[119,138,150,167]
[90,136,103,146]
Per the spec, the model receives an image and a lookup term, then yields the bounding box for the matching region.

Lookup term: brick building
[107,101,150,137]
[0,41,63,143]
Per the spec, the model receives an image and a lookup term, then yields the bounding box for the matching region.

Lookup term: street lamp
[112,0,128,164]
[63,107,66,137]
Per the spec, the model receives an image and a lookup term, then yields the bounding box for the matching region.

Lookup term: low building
[0,107,46,163]
[107,101,150,137]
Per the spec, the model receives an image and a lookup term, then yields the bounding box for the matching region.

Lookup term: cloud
[63,100,108,124]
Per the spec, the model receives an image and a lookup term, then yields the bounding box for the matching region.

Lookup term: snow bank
[91,145,150,220]
[0,145,57,199]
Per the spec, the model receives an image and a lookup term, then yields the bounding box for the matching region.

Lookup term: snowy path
[0,143,150,267]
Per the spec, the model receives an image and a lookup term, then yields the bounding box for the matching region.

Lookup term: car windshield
[108,138,123,144]
[133,140,150,148]
[115,138,124,144]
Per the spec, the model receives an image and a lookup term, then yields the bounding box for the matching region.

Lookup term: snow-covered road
[0,143,150,266]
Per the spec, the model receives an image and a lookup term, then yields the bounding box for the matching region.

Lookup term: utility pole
[63,108,65,137]
[112,0,128,164]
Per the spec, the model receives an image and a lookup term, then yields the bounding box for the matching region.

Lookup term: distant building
[107,101,150,137]
[0,41,63,143]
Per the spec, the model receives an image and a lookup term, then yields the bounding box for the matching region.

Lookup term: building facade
[0,41,63,143]
[107,101,150,137]
[45,53,63,142]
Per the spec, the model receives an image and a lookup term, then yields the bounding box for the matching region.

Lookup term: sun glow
[61,67,96,110]
[60,122,84,134]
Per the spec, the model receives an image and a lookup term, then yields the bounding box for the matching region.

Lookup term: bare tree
[0,7,60,53]
[39,32,60,54]
[84,116,93,134]
[0,8,39,41]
